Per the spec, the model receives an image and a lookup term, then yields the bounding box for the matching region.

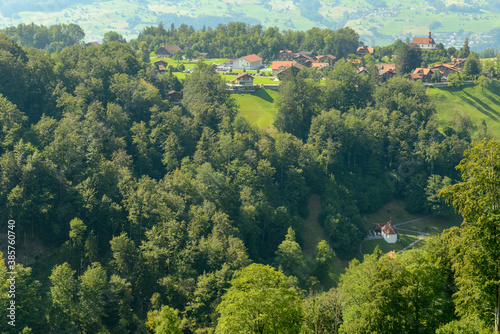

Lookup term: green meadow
[428,80,500,139]
[233,88,279,131]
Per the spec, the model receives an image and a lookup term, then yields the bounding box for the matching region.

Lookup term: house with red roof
[228,73,255,92]
[377,64,396,71]
[431,63,458,79]
[233,54,263,70]
[154,60,169,73]
[356,45,375,57]
[381,221,397,243]
[411,31,436,50]
[412,68,436,82]
[276,63,304,79]
[272,61,297,76]
[310,62,330,71]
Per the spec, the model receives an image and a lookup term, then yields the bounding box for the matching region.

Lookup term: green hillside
[235,80,500,139]
[428,80,500,139]
[1,0,499,48]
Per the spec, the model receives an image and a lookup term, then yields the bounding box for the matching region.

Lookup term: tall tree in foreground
[440,139,500,332]
[215,263,303,333]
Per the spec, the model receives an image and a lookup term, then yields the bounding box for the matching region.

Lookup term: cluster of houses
[407,61,463,82]
[151,31,470,97]
[356,32,467,83]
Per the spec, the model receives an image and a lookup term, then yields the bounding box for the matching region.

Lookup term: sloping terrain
[236,80,500,139]
[429,80,500,139]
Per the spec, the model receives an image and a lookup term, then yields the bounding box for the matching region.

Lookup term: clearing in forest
[301,193,327,256]
[234,88,278,130]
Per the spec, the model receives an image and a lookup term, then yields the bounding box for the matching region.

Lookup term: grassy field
[362,234,421,254]
[428,80,500,139]
[150,55,230,69]
[402,214,463,236]
[221,74,280,85]
[233,88,278,130]
[362,199,463,255]
[366,199,423,226]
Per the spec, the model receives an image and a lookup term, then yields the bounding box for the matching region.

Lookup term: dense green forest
[1,21,360,60]
[0,22,499,333]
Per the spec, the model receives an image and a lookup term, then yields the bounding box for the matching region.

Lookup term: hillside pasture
[429,80,500,139]
[233,88,278,130]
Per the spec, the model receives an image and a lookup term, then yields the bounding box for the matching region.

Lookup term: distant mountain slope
[0,0,499,48]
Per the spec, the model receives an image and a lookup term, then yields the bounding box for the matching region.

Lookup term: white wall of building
[383,232,398,244]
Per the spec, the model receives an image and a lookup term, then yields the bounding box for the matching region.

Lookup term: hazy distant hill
[1,0,499,49]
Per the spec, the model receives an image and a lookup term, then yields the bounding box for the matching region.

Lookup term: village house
[232,54,263,70]
[379,69,397,82]
[85,41,100,48]
[228,73,255,92]
[451,56,467,69]
[278,50,295,61]
[294,52,314,64]
[431,63,458,79]
[276,63,304,80]
[407,73,425,81]
[272,61,297,76]
[377,64,396,71]
[315,55,329,63]
[374,221,398,243]
[411,31,436,50]
[357,67,369,75]
[381,221,397,243]
[310,62,329,72]
[168,90,183,104]
[155,44,184,58]
[277,51,337,66]
[154,60,169,73]
[323,55,337,66]
[356,45,375,57]
[412,68,436,82]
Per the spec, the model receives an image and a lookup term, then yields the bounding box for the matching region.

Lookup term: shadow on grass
[253,88,274,103]
[483,88,500,110]
[459,92,499,121]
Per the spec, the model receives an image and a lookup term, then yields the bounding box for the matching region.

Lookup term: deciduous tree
[440,139,500,332]
[216,263,303,334]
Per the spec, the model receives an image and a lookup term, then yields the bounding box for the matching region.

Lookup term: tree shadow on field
[483,88,500,110]
[459,91,499,121]
[254,88,274,103]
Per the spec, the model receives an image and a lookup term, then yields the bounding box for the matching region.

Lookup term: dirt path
[302,193,327,256]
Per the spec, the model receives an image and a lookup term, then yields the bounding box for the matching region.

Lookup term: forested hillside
[0,23,499,333]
